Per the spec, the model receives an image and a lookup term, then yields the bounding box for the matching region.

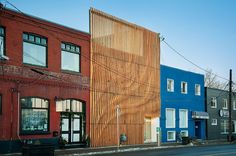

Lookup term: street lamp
[116,105,120,151]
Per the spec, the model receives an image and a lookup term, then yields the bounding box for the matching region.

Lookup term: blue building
[160,65,208,143]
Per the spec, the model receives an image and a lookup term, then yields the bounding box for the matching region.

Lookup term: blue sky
[2,0,236,83]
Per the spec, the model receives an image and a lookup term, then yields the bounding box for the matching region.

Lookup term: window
[61,42,80,72]
[167,79,174,92]
[21,97,49,134]
[221,119,228,134]
[211,118,217,126]
[0,94,2,115]
[180,130,188,137]
[181,81,188,94]
[211,97,217,108]
[0,26,5,56]
[167,131,176,141]
[166,108,175,128]
[179,109,188,128]
[233,121,236,133]
[223,99,228,109]
[233,100,236,110]
[195,84,201,96]
[56,99,84,112]
[23,33,47,67]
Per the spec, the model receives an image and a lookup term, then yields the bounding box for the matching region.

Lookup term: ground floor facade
[160,107,208,143]
[0,72,90,154]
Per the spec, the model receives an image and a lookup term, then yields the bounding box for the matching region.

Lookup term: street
[90,144,236,156]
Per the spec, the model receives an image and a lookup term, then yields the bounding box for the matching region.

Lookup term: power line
[0,4,160,94]
[161,36,230,82]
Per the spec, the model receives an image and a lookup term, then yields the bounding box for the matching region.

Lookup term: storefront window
[21,97,49,134]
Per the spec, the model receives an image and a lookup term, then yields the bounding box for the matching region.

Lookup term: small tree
[205,69,228,90]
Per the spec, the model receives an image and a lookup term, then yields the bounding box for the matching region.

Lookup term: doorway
[195,121,201,139]
[144,117,151,142]
[60,113,85,144]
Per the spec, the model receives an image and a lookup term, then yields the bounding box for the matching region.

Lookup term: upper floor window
[181,81,188,94]
[0,26,5,56]
[167,79,174,92]
[61,42,80,72]
[23,33,47,67]
[223,99,228,109]
[195,84,201,96]
[20,97,49,134]
[211,97,217,108]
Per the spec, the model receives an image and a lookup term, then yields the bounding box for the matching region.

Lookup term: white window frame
[181,81,188,94]
[166,108,175,128]
[180,130,188,137]
[233,120,236,133]
[167,131,176,141]
[221,119,228,134]
[223,99,228,109]
[179,109,188,128]
[195,84,201,96]
[211,118,217,126]
[167,79,174,92]
[211,97,217,108]
[233,100,236,110]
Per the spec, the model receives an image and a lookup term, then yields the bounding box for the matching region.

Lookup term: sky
[1,0,236,83]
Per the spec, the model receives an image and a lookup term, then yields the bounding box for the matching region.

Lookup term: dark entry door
[61,113,84,143]
[195,121,201,139]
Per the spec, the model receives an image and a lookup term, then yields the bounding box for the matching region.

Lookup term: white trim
[181,81,188,94]
[233,100,236,110]
[195,84,201,96]
[223,99,228,110]
[167,131,176,141]
[210,97,217,108]
[180,130,188,137]
[167,78,174,92]
[211,118,217,126]
[166,108,175,128]
[179,109,188,128]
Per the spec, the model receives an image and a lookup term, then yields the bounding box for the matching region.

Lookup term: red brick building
[0,7,90,153]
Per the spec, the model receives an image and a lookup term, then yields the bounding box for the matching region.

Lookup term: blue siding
[160,65,206,142]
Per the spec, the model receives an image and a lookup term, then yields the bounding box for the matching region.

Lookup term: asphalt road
[94,144,236,156]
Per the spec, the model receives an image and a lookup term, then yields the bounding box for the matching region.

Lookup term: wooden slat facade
[90,8,160,147]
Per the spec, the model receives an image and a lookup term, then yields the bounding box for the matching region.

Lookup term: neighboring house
[0,7,90,154]
[89,8,160,147]
[160,65,208,143]
[205,88,236,140]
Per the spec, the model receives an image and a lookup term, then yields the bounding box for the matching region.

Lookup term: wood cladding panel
[90,8,160,147]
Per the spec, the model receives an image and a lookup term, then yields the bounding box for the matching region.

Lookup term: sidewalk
[1,140,232,156]
[55,143,188,156]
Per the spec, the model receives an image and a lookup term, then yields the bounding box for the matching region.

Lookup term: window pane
[41,38,47,45]
[61,43,65,49]
[62,50,80,72]
[23,42,46,66]
[35,37,41,44]
[21,109,48,132]
[0,27,4,35]
[23,33,28,40]
[166,109,175,128]
[179,109,188,128]
[0,36,4,55]
[29,35,34,42]
[76,47,80,53]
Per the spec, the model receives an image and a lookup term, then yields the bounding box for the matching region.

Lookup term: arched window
[20,97,49,134]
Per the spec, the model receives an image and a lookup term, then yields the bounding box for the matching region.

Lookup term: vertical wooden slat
[90,8,160,147]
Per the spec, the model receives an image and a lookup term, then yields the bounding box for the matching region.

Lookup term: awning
[192,111,209,119]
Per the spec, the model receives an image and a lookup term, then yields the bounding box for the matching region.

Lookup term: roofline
[160,64,204,77]
[1,6,90,37]
[90,7,160,35]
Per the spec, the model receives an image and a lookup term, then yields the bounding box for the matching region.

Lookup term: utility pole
[228,69,232,142]
[116,105,120,151]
